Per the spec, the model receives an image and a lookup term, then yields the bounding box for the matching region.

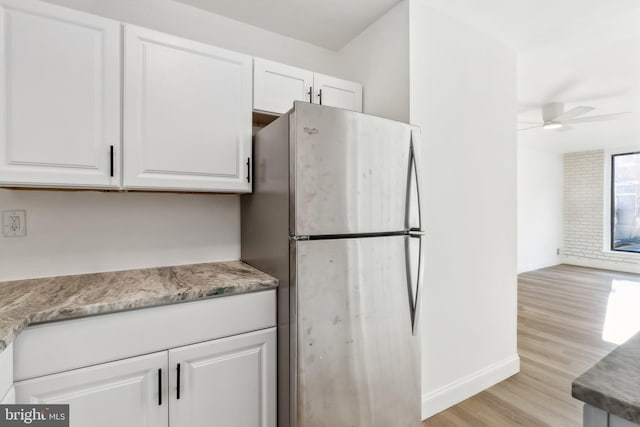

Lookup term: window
[611,152,640,253]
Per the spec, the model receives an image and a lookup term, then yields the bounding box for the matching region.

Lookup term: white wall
[42,0,342,77]
[517,146,563,273]
[338,0,409,123]
[0,190,239,281]
[409,1,519,419]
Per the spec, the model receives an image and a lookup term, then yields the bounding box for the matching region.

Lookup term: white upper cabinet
[0,0,121,188]
[123,25,252,192]
[253,59,363,115]
[314,73,363,112]
[253,58,314,115]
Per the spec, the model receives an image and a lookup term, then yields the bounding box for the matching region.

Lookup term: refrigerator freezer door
[291,103,421,236]
[292,236,421,427]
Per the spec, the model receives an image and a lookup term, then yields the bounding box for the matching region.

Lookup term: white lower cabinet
[170,329,276,427]
[14,328,276,427]
[15,352,167,427]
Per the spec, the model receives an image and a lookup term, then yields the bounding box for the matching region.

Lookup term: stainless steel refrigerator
[241,102,423,427]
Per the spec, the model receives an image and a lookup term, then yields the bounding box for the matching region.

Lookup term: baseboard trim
[561,258,640,274]
[517,260,560,274]
[421,354,520,420]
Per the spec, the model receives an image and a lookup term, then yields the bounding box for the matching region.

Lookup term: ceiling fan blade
[554,106,595,122]
[567,112,632,124]
[518,124,544,131]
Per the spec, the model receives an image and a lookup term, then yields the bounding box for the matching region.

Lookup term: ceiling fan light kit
[518,102,631,132]
[543,121,563,130]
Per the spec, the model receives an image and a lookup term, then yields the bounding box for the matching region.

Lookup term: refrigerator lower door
[292,235,421,427]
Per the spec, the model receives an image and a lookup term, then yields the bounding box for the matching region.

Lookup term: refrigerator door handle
[409,233,425,336]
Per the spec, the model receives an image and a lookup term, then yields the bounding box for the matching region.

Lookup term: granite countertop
[0,261,277,355]
[572,331,640,424]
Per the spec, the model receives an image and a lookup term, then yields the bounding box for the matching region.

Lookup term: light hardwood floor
[422,264,640,427]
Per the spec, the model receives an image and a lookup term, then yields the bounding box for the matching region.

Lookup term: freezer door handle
[408,130,423,232]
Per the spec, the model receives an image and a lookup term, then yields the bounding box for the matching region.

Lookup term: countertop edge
[571,331,640,424]
[572,381,640,424]
[0,261,277,357]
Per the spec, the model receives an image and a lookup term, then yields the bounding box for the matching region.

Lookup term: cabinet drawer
[14,290,275,381]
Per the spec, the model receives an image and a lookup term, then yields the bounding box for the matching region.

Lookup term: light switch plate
[3,210,27,237]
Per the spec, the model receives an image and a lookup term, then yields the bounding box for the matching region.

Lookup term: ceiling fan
[518,102,631,131]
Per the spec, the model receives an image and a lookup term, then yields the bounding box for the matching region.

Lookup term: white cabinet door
[0,0,121,188]
[124,25,252,192]
[253,58,314,115]
[14,352,168,427]
[169,328,276,427]
[313,73,363,112]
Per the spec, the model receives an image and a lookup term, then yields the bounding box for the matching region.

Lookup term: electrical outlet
[3,210,27,237]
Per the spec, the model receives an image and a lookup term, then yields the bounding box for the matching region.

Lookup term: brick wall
[563,150,639,272]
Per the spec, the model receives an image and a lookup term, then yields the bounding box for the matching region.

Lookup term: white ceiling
[516,5,640,153]
[425,0,640,51]
[175,0,401,50]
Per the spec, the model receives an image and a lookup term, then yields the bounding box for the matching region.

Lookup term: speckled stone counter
[572,331,640,424]
[0,261,277,355]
